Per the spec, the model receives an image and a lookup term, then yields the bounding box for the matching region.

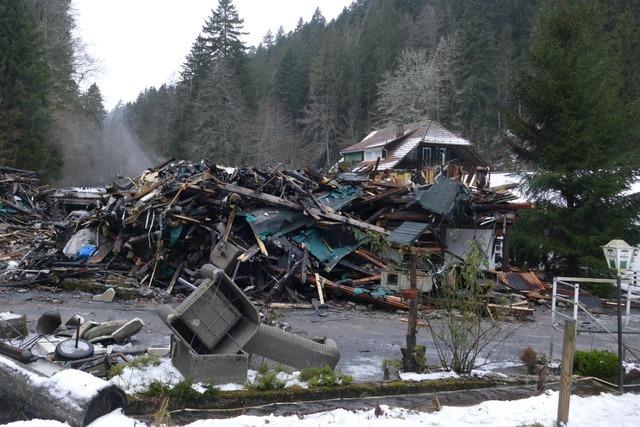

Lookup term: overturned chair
[160,264,340,384]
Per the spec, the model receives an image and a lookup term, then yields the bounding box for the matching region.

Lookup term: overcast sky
[72,0,352,109]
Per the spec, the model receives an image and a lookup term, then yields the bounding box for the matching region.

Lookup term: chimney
[395,123,404,138]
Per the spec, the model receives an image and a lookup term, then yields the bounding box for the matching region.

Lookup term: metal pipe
[573,284,579,321]
[550,277,558,360]
[617,274,624,394]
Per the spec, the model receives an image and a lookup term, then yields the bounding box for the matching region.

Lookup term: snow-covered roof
[341,121,471,154]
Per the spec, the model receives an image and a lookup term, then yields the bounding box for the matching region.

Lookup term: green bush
[573,350,618,382]
[247,371,286,390]
[300,366,352,387]
[144,379,218,400]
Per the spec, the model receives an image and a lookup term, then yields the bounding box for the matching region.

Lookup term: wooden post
[403,250,419,372]
[557,319,576,427]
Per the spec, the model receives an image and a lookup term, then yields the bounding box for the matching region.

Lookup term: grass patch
[109,353,161,379]
[300,366,352,387]
[145,380,219,401]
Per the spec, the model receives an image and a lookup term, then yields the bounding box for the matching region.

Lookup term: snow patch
[399,371,460,381]
[0,311,22,321]
[109,358,183,395]
[87,409,143,427]
[0,354,108,410]
[7,390,640,427]
[2,420,69,427]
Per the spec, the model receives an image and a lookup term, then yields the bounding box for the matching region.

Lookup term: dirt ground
[1,287,639,381]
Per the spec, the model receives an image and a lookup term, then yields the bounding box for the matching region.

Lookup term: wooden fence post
[557,319,576,426]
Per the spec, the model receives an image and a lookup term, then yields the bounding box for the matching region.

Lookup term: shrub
[573,350,618,382]
[520,347,538,375]
[300,366,352,387]
[248,371,286,390]
[144,379,218,401]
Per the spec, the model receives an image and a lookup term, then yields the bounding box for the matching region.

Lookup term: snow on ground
[4,391,640,426]
[2,421,68,427]
[0,311,22,320]
[109,358,183,394]
[86,409,143,427]
[399,371,459,381]
[181,392,640,427]
[108,357,309,394]
[624,361,640,372]
[0,354,109,410]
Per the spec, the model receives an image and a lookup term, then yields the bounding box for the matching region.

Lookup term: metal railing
[549,276,640,361]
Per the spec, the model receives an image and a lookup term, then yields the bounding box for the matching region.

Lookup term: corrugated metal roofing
[495,272,546,291]
[388,221,431,246]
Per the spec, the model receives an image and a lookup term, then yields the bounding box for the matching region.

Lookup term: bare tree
[376,37,455,125]
[248,97,302,168]
[427,240,519,374]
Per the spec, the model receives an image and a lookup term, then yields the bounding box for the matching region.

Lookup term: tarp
[245,208,313,240]
[417,177,470,215]
[317,186,362,211]
[291,228,362,272]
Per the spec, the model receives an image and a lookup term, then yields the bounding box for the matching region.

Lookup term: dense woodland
[122,0,541,168]
[2,0,640,275]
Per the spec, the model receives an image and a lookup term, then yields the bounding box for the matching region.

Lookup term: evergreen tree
[275,26,285,44]
[80,83,106,126]
[0,0,61,176]
[202,0,246,60]
[262,30,274,50]
[275,48,307,115]
[509,0,640,275]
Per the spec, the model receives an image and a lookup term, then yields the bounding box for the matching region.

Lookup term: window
[364,149,383,161]
[421,147,432,166]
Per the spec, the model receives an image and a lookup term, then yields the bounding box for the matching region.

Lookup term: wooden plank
[351,275,381,285]
[400,317,429,328]
[166,261,185,295]
[557,319,576,427]
[216,182,302,210]
[355,248,388,269]
[315,210,390,235]
[223,209,236,242]
[253,230,268,256]
[314,273,325,305]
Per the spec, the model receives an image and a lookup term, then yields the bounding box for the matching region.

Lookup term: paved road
[2,288,639,381]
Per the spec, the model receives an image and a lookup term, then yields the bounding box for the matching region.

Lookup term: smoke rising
[56,109,161,187]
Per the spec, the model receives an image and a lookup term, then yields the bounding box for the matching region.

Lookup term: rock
[92,288,115,303]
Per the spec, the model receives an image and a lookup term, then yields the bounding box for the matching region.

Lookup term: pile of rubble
[1,160,533,310]
[0,167,47,225]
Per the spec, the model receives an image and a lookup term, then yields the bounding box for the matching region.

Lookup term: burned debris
[1,157,531,309]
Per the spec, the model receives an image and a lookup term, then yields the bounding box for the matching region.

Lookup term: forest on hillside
[122,0,541,169]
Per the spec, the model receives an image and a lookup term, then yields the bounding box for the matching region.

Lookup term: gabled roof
[341,121,471,154]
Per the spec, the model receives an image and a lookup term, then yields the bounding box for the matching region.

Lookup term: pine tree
[509,0,640,275]
[202,0,246,60]
[80,83,106,126]
[0,0,61,176]
[275,26,285,44]
[262,30,274,50]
